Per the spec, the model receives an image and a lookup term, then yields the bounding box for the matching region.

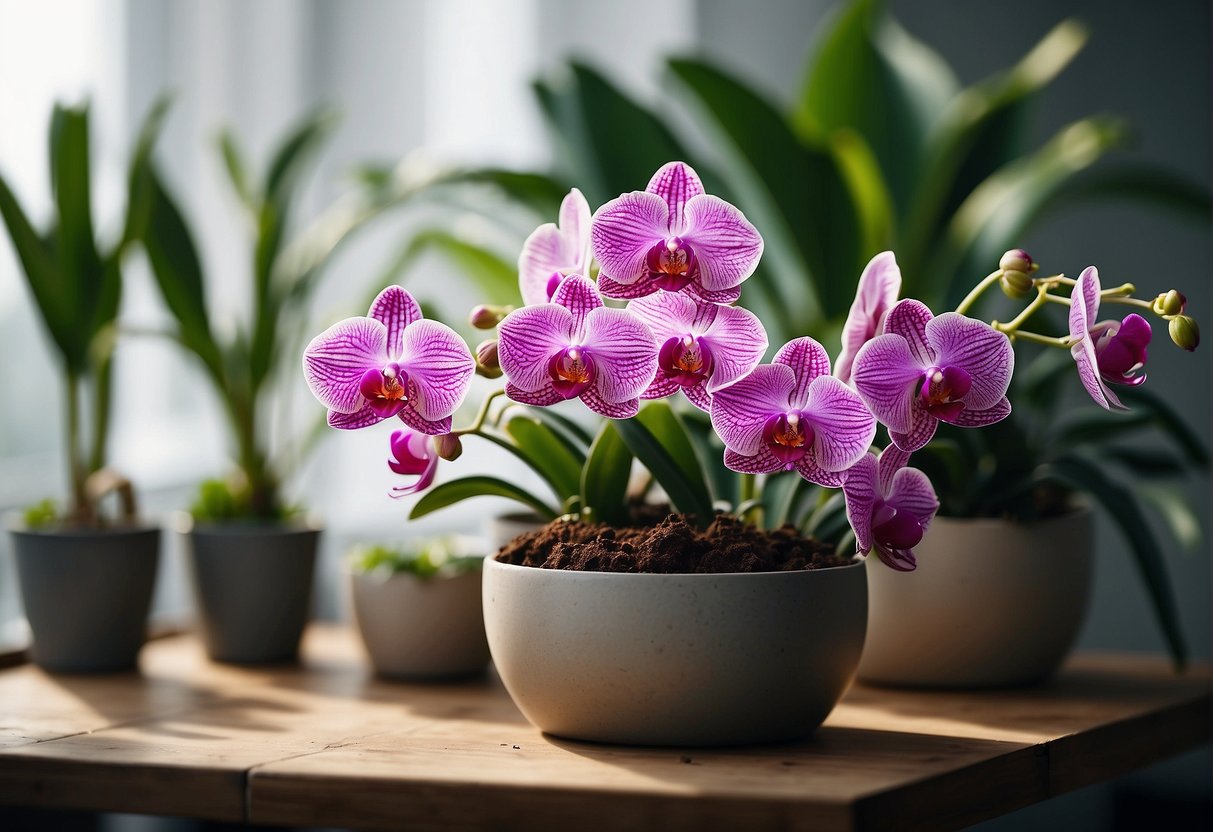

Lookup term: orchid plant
[305,160,1199,662]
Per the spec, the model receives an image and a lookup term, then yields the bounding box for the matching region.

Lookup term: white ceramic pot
[350,566,490,679]
[483,512,548,552]
[483,557,867,746]
[858,508,1093,688]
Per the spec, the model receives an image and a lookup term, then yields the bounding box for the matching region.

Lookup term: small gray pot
[11,526,160,673]
[186,524,319,664]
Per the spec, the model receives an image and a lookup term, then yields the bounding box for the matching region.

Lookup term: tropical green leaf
[1117,385,1211,467]
[48,104,104,341]
[1102,446,1191,479]
[615,416,714,527]
[434,168,570,218]
[680,407,737,507]
[121,95,172,249]
[1138,484,1203,552]
[522,405,594,447]
[634,402,709,502]
[505,416,584,499]
[396,229,519,306]
[1047,164,1212,223]
[761,472,803,529]
[264,110,338,206]
[218,128,254,209]
[581,421,633,526]
[410,476,558,521]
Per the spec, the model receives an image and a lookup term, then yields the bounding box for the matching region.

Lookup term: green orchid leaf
[218,128,254,209]
[121,95,172,250]
[1042,454,1187,668]
[521,405,594,448]
[49,103,104,343]
[264,109,338,207]
[433,168,571,218]
[398,229,520,307]
[581,420,634,527]
[615,415,714,528]
[679,407,737,507]
[761,472,803,530]
[1138,484,1203,552]
[1047,164,1212,223]
[1101,446,1191,479]
[635,401,710,503]
[505,416,584,499]
[410,476,558,521]
[1116,385,1211,467]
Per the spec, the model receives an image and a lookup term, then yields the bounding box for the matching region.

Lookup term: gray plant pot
[186,524,319,664]
[11,525,160,673]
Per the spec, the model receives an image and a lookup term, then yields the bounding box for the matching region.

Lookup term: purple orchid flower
[387,429,439,497]
[627,292,768,411]
[303,285,475,434]
[518,188,592,306]
[835,251,901,385]
[843,445,938,572]
[1069,266,1152,411]
[851,300,1014,452]
[590,161,763,305]
[497,274,658,419]
[709,338,877,487]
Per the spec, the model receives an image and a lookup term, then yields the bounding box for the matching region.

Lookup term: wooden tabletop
[0,626,1207,832]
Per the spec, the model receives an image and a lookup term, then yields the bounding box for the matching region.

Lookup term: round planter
[483,557,867,746]
[11,525,160,672]
[349,565,490,679]
[186,523,319,664]
[859,508,1093,688]
[483,512,548,552]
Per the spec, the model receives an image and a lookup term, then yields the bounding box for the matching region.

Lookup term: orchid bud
[1168,315,1200,352]
[433,433,463,462]
[1152,290,1187,317]
[999,269,1034,300]
[475,339,502,379]
[999,249,1037,274]
[469,305,507,330]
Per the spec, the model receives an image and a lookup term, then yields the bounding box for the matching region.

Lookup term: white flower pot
[483,557,867,746]
[858,508,1093,688]
[483,512,548,552]
[350,565,490,679]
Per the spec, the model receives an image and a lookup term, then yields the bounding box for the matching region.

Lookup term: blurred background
[0,0,1208,829]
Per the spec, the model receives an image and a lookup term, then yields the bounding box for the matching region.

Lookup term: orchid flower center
[1093,314,1151,386]
[548,346,595,399]
[645,237,698,292]
[658,335,714,387]
[762,410,814,469]
[359,363,410,417]
[918,366,972,420]
[871,499,924,551]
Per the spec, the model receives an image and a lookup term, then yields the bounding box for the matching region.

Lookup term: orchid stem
[455,389,506,436]
[1003,329,1077,348]
[955,270,1001,315]
[992,284,1050,336]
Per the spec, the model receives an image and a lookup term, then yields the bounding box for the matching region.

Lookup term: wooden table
[0,626,1207,831]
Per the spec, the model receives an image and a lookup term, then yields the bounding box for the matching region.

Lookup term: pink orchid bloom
[497,274,658,419]
[843,445,938,572]
[627,292,768,411]
[851,300,1014,452]
[302,286,475,434]
[835,251,901,384]
[387,429,439,497]
[710,338,877,487]
[590,161,763,305]
[518,188,592,306]
[1069,266,1152,411]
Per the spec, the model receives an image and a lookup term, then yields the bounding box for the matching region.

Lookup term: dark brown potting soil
[496,513,849,573]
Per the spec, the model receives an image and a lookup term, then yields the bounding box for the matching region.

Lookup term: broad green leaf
[635,402,710,504]
[434,168,570,218]
[761,472,802,529]
[1042,454,1186,668]
[522,405,594,447]
[831,129,896,254]
[397,229,520,306]
[1117,386,1210,467]
[121,95,172,250]
[264,110,338,206]
[581,421,633,526]
[49,104,104,340]
[1138,484,1203,552]
[1047,165,1212,223]
[615,416,714,527]
[218,128,254,209]
[1101,446,1191,479]
[505,416,584,500]
[680,407,737,507]
[410,476,558,521]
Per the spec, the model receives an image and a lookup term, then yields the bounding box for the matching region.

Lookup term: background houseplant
[0,100,168,672]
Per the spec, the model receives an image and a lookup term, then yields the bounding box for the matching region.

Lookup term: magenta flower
[303,285,475,434]
[518,188,592,306]
[387,429,439,497]
[590,161,763,305]
[627,292,768,411]
[851,300,1014,452]
[835,251,901,384]
[709,338,877,487]
[843,445,938,572]
[1069,266,1151,411]
[497,274,658,419]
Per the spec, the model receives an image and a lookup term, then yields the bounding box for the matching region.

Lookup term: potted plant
[348,537,489,679]
[0,101,168,671]
[137,112,346,663]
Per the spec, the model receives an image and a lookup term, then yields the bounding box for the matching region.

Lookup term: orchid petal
[647,161,705,235]
[877,444,912,495]
[710,364,797,455]
[836,251,901,384]
[926,313,1014,411]
[773,337,832,406]
[723,446,784,475]
[626,292,697,341]
[581,307,659,403]
[596,274,661,300]
[843,453,878,554]
[683,383,712,411]
[701,304,768,393]
[505,383,563,407]
[397,320,475,422]
[802,376,877,472]
[882,299,935,366]
[498,304,576,393]
[581,388,639,419]
[552,274,605,338]
[681,194,763,292]
[795,455,846,488]
[889,409,939,452]
[687,283,743,305]
[388,430,432,476]
[328,405,385,430]
[590,191,669,286]
[877,547,918,571]
[851,334,924,433]
[641,375,682,400]
[1067,268,1123,409]
[559,187,592,272]
[947,396,1012,427]
[368,286,423,359]
[303,317,388,414]
[518,224,567,306]
[397,403,453,436]
[886,466,939,534]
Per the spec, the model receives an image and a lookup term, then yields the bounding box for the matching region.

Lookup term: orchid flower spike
[387,429,440,497]
[1069,266,1151,410]
[303,286,476,433]
[843,445,939,572]
[590,161,763,305]
[518,188,592,306]
[836,251,902,384]
[627,292,768,411]
[710,338,877,487]
[851,300,1014,452]
[497,274,658,419]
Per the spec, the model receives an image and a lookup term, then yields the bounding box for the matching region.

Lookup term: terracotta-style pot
[859,507,1093,688]
[483,557,867,746]
[11,525,160,672]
